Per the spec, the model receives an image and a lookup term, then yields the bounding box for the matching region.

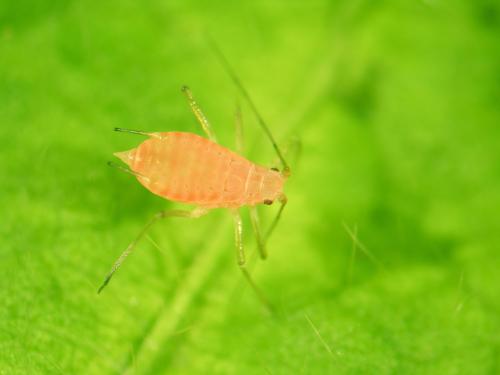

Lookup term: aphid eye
[264,199,273,205]
[271,167,279,172]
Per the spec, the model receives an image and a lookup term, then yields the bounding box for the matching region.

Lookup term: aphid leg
[264,194,288,242]
[209,40,290,175]
[232,209,272,310]
[98,207,208,294]
[181,86,217,142]
[249,206,267,260]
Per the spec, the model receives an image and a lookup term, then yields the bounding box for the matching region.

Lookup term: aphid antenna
[207,38,291,177]
[107,161,149,182]
[114,128,161,138]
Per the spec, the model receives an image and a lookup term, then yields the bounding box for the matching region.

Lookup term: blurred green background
[1,0,499,374]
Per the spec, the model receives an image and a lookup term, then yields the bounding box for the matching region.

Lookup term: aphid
[98,44,290,307]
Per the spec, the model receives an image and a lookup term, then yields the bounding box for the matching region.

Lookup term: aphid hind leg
[181,86,217,142]
[209,40,289,174]
[232,209,272,310]
[249,207,267,260]
[98,207,209,294]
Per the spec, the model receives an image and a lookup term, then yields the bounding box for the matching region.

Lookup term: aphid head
[113,148,136,166]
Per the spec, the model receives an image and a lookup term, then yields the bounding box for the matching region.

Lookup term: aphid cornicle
[98,44,290,308]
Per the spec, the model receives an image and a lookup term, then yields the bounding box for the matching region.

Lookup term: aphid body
[115,132,285,208]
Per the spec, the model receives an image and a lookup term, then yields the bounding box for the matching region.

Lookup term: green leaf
[1,0,499,374]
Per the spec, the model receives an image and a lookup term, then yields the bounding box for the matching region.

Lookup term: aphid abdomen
[121,132,257,208]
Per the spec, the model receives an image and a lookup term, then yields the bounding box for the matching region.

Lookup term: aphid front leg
[98,207,209,293]
[181,86,217,142]
[231,209,272,310]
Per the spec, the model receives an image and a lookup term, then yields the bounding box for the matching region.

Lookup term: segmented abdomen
[125,132,266,208]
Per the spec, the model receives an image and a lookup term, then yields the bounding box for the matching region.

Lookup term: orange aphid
[99,46,290,309]
[115,132,285,209]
